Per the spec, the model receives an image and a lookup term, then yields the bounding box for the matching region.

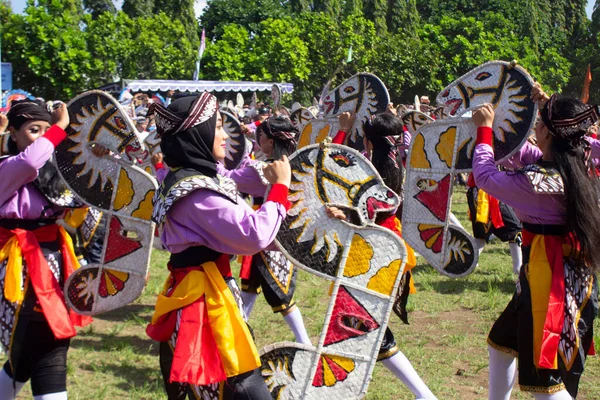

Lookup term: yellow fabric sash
[476,188,490,224]
[151,262,260,377]
[0,226,79,303]
[527,235,556,368]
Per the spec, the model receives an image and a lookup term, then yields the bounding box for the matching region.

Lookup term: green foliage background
[1,0,599,104]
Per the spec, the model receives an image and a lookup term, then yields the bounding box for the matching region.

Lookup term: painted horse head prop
[297,73,390,151]
[259,142,407,399]
[290,107,316,132]
[271,84,282,110]
[221,110,249,170]
[402,60,537,278]
[401,110,434,137]
[54,90,158,315]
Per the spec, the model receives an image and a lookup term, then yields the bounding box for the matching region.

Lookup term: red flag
[581,64,592,104]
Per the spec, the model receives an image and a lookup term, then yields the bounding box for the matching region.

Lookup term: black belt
[0,219,57,231]
[169,245,223,269]
[522,222,567,236]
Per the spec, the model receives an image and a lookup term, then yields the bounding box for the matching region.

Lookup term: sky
[8,0,597,19]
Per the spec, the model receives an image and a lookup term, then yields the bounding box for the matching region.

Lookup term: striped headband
[147,92,217,137]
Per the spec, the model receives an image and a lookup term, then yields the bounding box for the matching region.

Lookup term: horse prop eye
[114,116,126,130]
[475,72,492,81]
[330,151,356,168]
[343,86,356,94]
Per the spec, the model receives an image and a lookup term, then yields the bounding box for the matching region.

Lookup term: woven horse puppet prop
[259,142,407,399]
[290,104,316,132]
[296,73,389,151]
[221,110,250,170]
[402,60,537,278]
[402,110,435,137]
[53,90,158,315]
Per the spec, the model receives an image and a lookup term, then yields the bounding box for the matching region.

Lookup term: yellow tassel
[0,237,24,303]
[476,189,490,224]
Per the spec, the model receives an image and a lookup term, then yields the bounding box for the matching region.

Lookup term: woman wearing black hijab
[146,92,291,399]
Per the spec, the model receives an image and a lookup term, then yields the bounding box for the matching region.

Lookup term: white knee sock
[509,242,522,275]
[0,368,25,399]
[282,308,311,345]
[532,391,573,400]
[475,238,486,257]
[381,352,437,399]
[488,345,517,400]
[449,212,465,230]
[33,391,68,400]
[240,291,258,318]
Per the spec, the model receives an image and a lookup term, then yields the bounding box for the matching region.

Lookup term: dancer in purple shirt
[0,100,91,400]
[146,92,291,399]
[472,85,600,400]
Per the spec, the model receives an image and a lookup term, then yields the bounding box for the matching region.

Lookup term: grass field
[8,187,600,399]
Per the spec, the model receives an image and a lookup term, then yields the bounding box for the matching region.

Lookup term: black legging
[4,319,70,396]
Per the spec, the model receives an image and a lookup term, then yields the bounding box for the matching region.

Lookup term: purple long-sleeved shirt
[159,157,284,255]
[473,135,600,225]
[0,127,66,220]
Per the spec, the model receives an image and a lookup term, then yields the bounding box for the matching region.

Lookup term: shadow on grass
[423,278,516,295]
[79,362,163,393]
[414,264,517,295]
[73,331,157,356]
[94,303,155,323]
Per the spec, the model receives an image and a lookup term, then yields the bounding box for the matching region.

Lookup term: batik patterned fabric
[152,174,238,228]
[520,164,564,194]
[403,61,538,278]
[488,230,597,398]
[258,143,408,399]
[53,90,158,316]
[296,73,390,151]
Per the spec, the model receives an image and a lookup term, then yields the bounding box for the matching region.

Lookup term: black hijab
[150,93,219,178]
[6,99,51,130]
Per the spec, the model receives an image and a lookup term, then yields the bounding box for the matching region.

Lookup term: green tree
[313,0,341,17]
[86,11,135,86]
[201,24,251,81]
[123,12,198,79]
[153,0,199,43]
[363,0,387,34]
[200,0,290,39]
[122,0,154,18]
[343,0,363,16]
[593,0,600,36]
[246,17,310,85]
[2,0,92,99]
[290,0,312,13]
[387,0,420,34]
[83,0,116,19]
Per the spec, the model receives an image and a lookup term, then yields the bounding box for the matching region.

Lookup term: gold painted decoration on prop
[52,90,158,315]
[296,73,390,151]
[402,60,538,278]
[259,143,407,399]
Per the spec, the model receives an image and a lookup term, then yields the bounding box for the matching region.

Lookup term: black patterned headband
[147,92,217,137]
[542,94,600,139]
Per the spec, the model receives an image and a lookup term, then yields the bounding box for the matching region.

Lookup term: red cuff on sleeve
[476,126,493,147]
[267,184,291,211]
[154,162,164,170]
[332,130,347,145]
[42,125,67,147]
